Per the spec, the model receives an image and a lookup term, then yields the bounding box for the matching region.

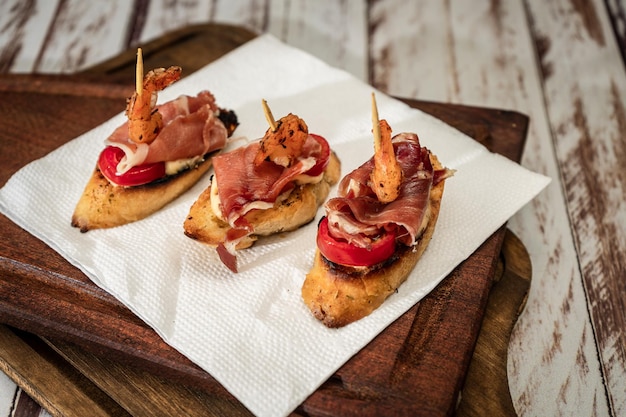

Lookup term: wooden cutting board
[0,24,530,416]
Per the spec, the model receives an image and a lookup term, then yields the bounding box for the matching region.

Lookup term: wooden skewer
[262,99,278,131]
[136,48,143,97]
[371,92,382,153]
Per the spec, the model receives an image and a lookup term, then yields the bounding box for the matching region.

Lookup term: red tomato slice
[304,134,331,177]
[316,217,396,267]
[98,146,166,187]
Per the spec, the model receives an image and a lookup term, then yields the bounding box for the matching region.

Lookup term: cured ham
[213,134,323,226]
[106,91,228,173]
[325,132,452,248]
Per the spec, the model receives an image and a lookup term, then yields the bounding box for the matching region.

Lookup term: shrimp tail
[126,54,182,144]
[254,100,309,167]
[371,119,403,202]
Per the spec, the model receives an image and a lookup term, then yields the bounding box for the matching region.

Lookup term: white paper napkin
[0,34,550,417]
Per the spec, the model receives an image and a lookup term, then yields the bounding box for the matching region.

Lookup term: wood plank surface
[0,326,129,417]
[0,0,624,416]
[369,1,623,416]
[525,2,626,414]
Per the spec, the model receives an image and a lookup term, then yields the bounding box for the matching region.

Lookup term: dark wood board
[0,229,528,417]
[0,24,529,416]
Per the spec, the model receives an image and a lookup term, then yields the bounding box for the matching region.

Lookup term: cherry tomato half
[304,134,331,177]
[98,146,166,187]
[316,217,396,267]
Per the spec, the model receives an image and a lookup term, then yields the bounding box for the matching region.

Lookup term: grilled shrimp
[255,100,309,167]
[125,48,182,144]
[370,94,403,203]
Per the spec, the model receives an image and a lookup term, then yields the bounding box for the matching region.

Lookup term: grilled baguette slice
[184,151,341,249]
[301,154,445,328]
[72,155,214,232]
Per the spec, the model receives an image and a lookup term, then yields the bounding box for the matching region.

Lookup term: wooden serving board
[0,228,529,417]
[0,24,530,416]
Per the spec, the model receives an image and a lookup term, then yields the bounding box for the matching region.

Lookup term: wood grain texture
[456,230,531,417]
[0,0,368,81]
[368,1,617,416]
[32,0,134,73]
[266,0,368,81]
[607,0,626,62]
[45,338,253,417]
[0,0,58,73]
[527,0,626,414]
[8,391,48,417]
[0,326,129,417]
[0,0,624,416]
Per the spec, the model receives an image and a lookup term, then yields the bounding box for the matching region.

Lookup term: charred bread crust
[184,151,341,249]
[301,154,445,328]
[71,155,215,232]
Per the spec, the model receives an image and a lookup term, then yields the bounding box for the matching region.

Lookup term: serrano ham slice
[106,91,228,172]
[212,134,322,225]
[326,133,450,248]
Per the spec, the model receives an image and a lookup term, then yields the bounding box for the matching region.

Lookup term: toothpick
[136,48,143,97]
[371,92,381,153]
[262,99,278,131]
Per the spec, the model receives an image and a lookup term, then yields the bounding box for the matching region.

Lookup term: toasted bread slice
[184,151,341,249]
[301,154,445,328]
[72,156,214,232]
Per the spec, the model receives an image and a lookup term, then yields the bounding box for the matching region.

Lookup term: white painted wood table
[0,1,624,416]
